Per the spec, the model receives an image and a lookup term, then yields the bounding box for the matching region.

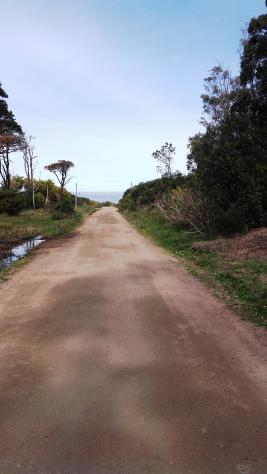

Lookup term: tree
[187,11,267,234]
[152,142,175,179]
[187,67,241,206]
[240,13,267,120]
[45,160,74,195]
[239,12,267,223]
[0,135,24,189]
[22,135,37,209]
[0,82,23,189]
[0,83,22,136]
[200,66,239,127]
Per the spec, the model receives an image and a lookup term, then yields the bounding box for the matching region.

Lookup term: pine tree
[0,82,23,188]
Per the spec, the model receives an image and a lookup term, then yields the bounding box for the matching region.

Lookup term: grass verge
[124,208,267,328]
[0,204,96,242]
[0,203,97,281]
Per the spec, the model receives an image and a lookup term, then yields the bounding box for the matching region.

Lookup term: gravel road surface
[0,207,266,473]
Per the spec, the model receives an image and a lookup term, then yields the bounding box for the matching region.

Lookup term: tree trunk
[0,148,11,189]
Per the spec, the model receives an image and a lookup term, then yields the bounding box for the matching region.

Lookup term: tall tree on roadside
[187,10,267,233]
[187,67,241,220]
[152,143,175,179]
[238,12,267,223]
[45,160,74,196]
[200,66,239,127]
[240,13,267,105]
[0,82,23,188]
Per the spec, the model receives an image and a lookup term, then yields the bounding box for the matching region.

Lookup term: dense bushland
[120,173,188,211]
[119,10,267,326]
[0,177,91,218]
[0,172,97,221]
[1,82,82,220]
[120,12,267,237]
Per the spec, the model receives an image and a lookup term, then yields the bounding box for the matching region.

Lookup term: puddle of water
[0,235,45,270]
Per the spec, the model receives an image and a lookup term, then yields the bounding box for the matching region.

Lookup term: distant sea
[79,191,123,204]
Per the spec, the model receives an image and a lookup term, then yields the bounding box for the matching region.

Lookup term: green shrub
[0,190,27,215]
[34,179,61,203]
[52,195,75,220]
[119,174,188,211]
[34,192,46,209]
[212,205,246,235]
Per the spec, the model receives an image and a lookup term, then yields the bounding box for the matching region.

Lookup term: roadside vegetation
[0,200,98,281]
[0,79,100,274]
[120,10,267,327]
[124,208,267,327]
[0,201,96,243]
[0,174,98,246]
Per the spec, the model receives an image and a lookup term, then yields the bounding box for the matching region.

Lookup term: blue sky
[1,0,265,192]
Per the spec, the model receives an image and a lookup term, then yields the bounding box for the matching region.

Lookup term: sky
[1,0,265,192]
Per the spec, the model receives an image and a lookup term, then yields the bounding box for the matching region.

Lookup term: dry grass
[192,228,267,261]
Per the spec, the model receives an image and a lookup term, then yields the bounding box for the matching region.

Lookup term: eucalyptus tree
[187,9,267,233]
[200,66,240,127]
[22,134,38,209]
[152,142,175,179]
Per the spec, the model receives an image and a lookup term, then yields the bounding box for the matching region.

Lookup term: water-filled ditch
[0,235,45,270]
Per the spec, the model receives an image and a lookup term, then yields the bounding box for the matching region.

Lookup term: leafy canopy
[45,160,74,193]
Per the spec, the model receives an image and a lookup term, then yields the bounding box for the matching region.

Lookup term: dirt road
[0,207,266,474]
